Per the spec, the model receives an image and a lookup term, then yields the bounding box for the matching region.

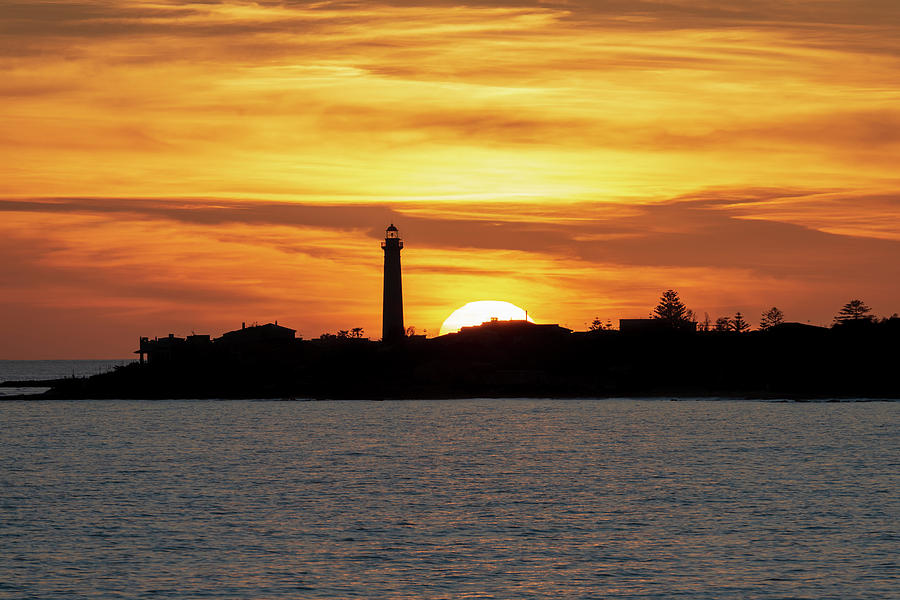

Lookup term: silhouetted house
[136,333,212,364]
[217,322,296,345]
[451,318,571,339]
[213,322,297,365]
[137,334,178,364]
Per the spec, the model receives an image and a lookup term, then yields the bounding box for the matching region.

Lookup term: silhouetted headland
[12,315,898,400]
[9,226,897,400]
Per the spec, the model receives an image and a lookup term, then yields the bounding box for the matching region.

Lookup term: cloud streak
[2,1,899,355]
[4,192,898,281]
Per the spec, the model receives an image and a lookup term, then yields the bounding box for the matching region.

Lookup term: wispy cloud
[2,1,899,355]
[2,193,897,356]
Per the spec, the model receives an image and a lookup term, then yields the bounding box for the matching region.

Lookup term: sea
[0,359,135,397]
[1,363,898,599]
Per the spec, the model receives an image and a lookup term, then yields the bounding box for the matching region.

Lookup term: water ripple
[1,399,898,599]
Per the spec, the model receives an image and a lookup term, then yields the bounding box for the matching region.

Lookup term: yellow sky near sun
[1,1,900,356]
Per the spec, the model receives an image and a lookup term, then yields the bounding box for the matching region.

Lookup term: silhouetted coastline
[7,317,898,401]
[6,228,897,401]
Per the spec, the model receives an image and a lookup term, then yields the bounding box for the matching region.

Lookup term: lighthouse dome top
[385,223,400,239]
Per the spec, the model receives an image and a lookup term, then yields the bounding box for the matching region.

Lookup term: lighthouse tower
[381,224,405,343]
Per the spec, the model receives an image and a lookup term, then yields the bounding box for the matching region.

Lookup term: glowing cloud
[1,1,899,356]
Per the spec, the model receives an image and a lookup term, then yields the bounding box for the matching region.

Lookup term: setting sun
[439,301,535,336]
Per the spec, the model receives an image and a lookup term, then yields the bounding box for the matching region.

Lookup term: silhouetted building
[452,318,572,338]
[137,324,294,364]
[136,333,211,364]
[217,322,295,344]
[382,224,405,343]
[137,333,181,364]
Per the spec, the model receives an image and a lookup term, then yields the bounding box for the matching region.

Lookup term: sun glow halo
[438,301,534,336]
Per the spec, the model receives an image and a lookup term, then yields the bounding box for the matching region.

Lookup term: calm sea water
[0,359,134,397]
[1,399,897,599]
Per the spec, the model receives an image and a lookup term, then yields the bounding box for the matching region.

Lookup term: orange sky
[2,1,899,358]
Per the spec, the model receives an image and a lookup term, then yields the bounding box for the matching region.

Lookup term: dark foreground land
[10,319,899,400]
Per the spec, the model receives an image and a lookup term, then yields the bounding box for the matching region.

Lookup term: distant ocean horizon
[0,359,135,397]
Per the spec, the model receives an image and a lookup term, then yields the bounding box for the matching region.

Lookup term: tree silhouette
[698,312,711,332]
[350,327,364,338]
[759,307,784,330]
[589,317,613,331]
[834,299,873,324]
[731,312,750,333]
[714,317,731,332]
[652,290,691,328]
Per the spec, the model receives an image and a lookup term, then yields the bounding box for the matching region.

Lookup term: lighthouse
[381,223,405,343]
